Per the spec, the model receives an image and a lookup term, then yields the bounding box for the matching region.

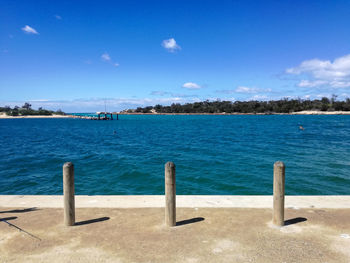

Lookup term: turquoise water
[1,115,349,195]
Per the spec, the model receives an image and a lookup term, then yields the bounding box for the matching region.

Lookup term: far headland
[117,97,350,115]
[2,97,350,118]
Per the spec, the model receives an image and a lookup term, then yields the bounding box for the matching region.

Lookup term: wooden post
[273,161,285,226]
[165,162,176,227]
[63,162,75,226]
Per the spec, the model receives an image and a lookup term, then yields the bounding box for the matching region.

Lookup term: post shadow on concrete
[75,217,110,226]
[62,162,110,227]
[0,216,18,222]
[0,207,39,214]
[0,209,41,240]
[0,216,41,240]
[176,217,205,226]
[284,217,307,226]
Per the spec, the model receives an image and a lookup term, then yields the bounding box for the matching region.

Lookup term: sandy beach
[291,110,350,115]
[0,113,72,119]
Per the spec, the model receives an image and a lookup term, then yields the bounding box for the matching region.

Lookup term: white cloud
[150,91,198,98]
[297,80,327,88]
[206,97,236,102]
[340,93,350,98]
[101,53,119,67]
[21,25,39,35]
[182,82,201,89]
[248,95,269,101]
[161,38,181,52]
[316,93,332,98]
[235,86,258,93]
[150,91,171,96]
[216,86,271,94]
[328,80,350,88]
[55,15,62,20]
[286,54,350,88]
[101,53,111,61]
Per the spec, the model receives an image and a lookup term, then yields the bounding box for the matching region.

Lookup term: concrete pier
[0,197,350,263]
[1,195,349,208]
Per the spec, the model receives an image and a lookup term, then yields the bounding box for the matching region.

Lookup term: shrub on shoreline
[130,96,350,114]
[0,103,65,116]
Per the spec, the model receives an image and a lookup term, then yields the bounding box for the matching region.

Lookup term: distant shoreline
[2,111,350,119]
[117,110,350,115]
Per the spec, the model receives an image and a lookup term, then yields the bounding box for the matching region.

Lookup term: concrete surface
[1,195,350,208]
[1,206,350,262]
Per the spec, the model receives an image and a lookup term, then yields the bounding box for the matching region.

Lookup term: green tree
[22,102,32,110]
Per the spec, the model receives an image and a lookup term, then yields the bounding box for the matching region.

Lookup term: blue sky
[1,0,350,112]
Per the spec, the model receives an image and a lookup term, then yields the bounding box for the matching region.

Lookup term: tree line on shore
[130,96,350,114]
[0,103,65,116]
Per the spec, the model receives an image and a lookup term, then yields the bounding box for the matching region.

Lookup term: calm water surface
[1,115,349,195]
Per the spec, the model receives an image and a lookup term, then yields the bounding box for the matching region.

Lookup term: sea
[1,115,349,195]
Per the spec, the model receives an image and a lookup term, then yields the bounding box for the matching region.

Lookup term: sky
[1,0,350,112]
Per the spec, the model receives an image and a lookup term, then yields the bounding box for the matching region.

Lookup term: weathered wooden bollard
[165,162,176,227]
[63,162,75,226]
[273,161,285,226]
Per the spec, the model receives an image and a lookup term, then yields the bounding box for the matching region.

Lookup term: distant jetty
[71,112,118,120]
